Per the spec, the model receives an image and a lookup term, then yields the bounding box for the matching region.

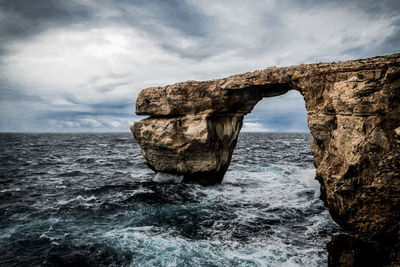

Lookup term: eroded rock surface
[132,53,400,266]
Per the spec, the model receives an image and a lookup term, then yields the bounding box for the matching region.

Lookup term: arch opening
[242,90,308,133]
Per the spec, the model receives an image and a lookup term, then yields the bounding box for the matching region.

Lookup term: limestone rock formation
[132,53,400,266]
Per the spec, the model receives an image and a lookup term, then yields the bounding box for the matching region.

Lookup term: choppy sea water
[0,133,339,266]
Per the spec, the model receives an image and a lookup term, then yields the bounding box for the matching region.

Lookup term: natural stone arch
[132,54,400,265]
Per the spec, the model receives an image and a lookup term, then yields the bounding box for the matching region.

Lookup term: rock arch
[132,54,400,265]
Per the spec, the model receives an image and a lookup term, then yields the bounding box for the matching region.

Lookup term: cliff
[132,53,400,266]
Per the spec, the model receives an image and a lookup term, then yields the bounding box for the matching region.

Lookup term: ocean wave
[0,132,339,266]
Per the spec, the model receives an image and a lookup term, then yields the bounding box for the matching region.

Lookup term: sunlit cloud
[242,122,272,133]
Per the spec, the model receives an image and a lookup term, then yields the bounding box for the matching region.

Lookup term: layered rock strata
[132,53,400,266]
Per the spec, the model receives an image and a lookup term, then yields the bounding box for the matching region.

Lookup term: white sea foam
[296,168,321,198]
[152,173,184,183]
[0,187,21,193]
[56,195,97,206]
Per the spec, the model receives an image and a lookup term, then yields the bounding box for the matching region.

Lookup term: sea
[0,132,340,266]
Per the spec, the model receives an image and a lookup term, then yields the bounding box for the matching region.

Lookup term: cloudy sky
[0,0,399,132]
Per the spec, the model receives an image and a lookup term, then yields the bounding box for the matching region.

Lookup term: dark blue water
[0,133,339,266]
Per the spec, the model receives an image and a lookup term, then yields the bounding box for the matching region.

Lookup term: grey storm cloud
[1,0,399,56]
[0,0,92,56]
[0,0,399,132]
[0,0,209,59]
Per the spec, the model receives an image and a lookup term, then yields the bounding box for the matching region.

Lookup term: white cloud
[3,26,176,103]
[46,116,134,132]
[242,122,272,132]
[281,4,397,61]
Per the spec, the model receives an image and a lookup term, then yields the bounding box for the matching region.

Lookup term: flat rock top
[136,53,400,116]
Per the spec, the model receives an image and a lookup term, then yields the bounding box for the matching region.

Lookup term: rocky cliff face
[132,53,400,266]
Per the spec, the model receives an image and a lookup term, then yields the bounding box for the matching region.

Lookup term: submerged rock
[132,53,400,265]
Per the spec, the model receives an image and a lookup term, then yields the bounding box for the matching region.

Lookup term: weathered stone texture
[132,53,400,266]
[132,114,243,185]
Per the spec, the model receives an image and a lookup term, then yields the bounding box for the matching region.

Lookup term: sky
[0,0,399,132]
